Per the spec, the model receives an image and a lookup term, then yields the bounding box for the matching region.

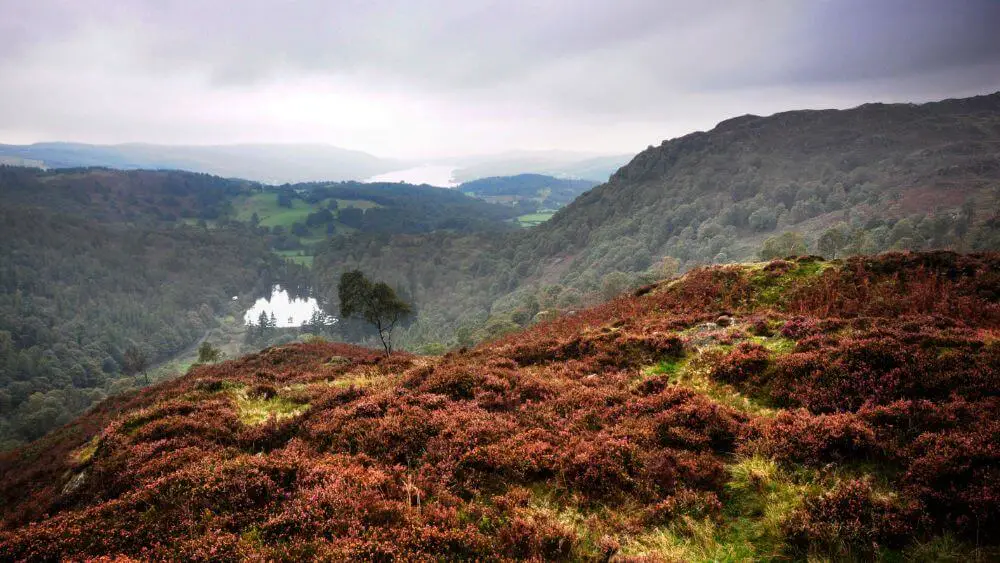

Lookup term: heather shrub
[710,342,769,385]
[742,410,879,466]
[652,449,729,495]
[749,316,774,337]
[643,489,723,524]
[558,434,646,500]
[193,378,226,392]
[419,366,482,400]
[497,513,577,560]
[780,316,819,339]
[651,394,746,453]
[901,420,1000,537]
[784,479,918,559]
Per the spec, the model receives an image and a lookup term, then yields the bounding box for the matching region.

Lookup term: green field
[274,250,314,267]
[234,193,314,228]
[516,211,555,227]
[334,198,380,210]
[232,192,385,267]
[180,218,220,229]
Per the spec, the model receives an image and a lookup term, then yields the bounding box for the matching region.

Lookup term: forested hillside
[458,174,597,210]
[0,169,293,449]
[313,93,1000,351]
[0,166,528,449]
[3,252,997,560]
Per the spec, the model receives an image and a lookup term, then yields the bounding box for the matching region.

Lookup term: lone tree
[759,231,808,260]
[197,341,222,364]
[122,344,149,384]
[338,270,411,356]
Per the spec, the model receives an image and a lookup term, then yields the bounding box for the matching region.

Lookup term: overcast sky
[1,0,999,158]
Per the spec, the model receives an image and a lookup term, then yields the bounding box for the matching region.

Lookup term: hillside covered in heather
[1,251,997,561]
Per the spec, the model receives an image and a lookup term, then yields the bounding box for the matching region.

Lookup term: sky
[1,0,999,159]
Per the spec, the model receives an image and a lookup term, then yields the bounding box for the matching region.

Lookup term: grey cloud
[779,0,1000,84]
[0,0,998,156]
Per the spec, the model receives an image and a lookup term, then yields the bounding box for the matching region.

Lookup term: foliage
[0,175,296,449]
[196,342,222,364]
[458,173,597,210]
[338,271,412,355]
[759,231,808,260]
[1,252,997,560]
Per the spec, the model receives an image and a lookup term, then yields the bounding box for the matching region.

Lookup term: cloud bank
[1,0,998,157]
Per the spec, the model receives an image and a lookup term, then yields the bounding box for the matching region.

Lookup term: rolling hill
[450,151,632,184]
[459,174,598,208]
[1,251,997,560]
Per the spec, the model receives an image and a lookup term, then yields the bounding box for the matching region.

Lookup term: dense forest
[313,93,1000,352]
[0,167,520,449]
[273,181,519,234]
[0,168,274,448]
[458,173,598,212]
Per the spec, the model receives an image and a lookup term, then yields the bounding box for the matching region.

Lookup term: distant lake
[243,285,336,328]
[365,164,458,187]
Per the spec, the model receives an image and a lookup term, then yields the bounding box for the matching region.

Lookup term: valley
[4,3,1000,559]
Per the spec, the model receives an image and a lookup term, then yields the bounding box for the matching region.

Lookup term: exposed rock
[61,471,87,496]
[534,310,558,323]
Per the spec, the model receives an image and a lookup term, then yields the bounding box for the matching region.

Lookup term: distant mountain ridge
[0,142,400,184]
[0,142,630,185]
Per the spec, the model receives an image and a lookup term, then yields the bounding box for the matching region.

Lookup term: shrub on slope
[1,251,997,560]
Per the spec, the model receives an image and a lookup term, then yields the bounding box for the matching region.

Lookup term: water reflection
[243,285,336,328]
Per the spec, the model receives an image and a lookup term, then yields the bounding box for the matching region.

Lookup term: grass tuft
[71,435,100,464]
[229,386,309,425]
[653,348,776,416]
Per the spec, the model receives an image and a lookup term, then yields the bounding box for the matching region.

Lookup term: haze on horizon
[1,0,999,160]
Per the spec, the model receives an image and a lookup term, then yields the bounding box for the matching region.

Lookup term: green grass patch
[645,358,683,377]
[229,386,309,425]
[280,368,394,395]
[274,250,314,267]
[72,435,100,464]
[234,193,313,228]
[334,198,380,210]
[647,348,776,416]
[748,259,839,307]
[751,335,797,355]
[620,456,823,561]
[898,534,1000,562]
[517,211,555,227]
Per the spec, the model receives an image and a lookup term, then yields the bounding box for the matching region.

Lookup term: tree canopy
[338,271,412,355]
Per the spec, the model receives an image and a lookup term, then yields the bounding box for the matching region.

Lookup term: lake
[365,164,459,187]
[243,285,336,328]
